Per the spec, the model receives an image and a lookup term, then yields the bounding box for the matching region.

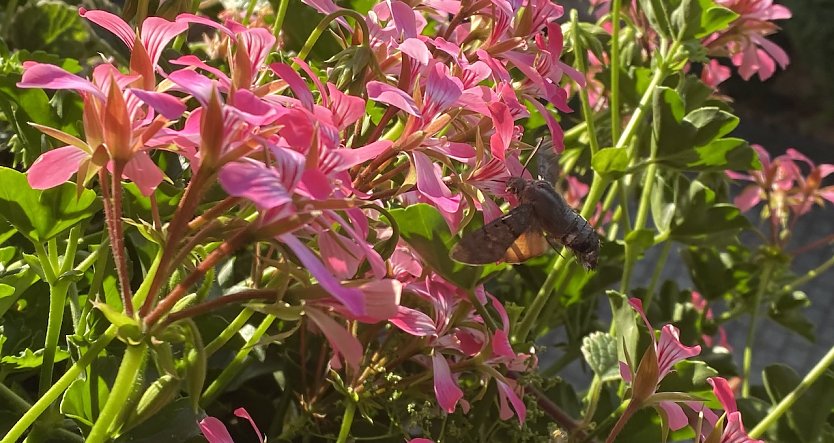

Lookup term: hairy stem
[86,344,147,443]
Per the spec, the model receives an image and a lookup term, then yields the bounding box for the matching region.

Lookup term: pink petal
[389,0,419,38]
[79,8,135,51]
[390,306,436,336]
[333,141,393,171]
[280,234,365,316]
[327,83,365,130]
[413,151,460,213]
[408,439,435,443]
[658,401,689,431]
[240,28,277,74]
[619,360,633,383]
[422,64,463,120]
[491,330,515,360]
[305,306,363,370]
[355,279,402,322]
[318,230,362,279]
[170,55,232,87]
[366,81,420,116]
[140,17,189,68]
[167,69,217,105]
[232,408,264,443]
[198,417,234,443]
[708,377,738,414]
[488,101,513,160]
[734,185,762,212]
[723,411,763,443]
[27,146,89,189]
[529,99,565,153]
[399,38,431,66]
[219,159,292,210]
[496,379,526,424]
[128,89,185,119]
[432,353,463,413]
[175,13,234,36]
[17,63,104,99]
[656,325,701,379]
[269,63,314,110]
[123,151,165,196]
[299,169,333,199]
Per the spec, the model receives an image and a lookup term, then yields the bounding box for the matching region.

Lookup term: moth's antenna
[522,137,545,171]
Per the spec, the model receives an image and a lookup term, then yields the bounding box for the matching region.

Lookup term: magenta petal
[619,361,633,383]
[413,151,460,213]
[80,8,135,51]
[708,377,738,414]
[733,185,762,212]
[327,83,365,130]
[496,379,526,424]
[219,160,292,210]
[280,234,365,316]
[128,89,185,119]
[390,306,436,336]
[723,411,763,443]
[408,439,435,443]
[432,354,463,413]
[140,17,188,68]
[318,230,362,279]
[656,325,701,380]
[18,63,104,99]
[167,69,217,105]
[658,401,688,431]
[488,101,513,160]
[269,63,314,110]
[27,146,89,189]
[175,13,233,36]
[170,55,232,86]
[124,152,165,196]
[232,408,264,443]
[399,38,431,66]
[367,81,420,116]
[241,29,277,73]
[334,141,392,171]
[198,417,234,443]
[305,307,363,370]
[356,279,402,322]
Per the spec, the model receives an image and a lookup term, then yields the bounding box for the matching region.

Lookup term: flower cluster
[17,0,568,428]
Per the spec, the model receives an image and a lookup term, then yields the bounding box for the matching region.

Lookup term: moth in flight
[450,142,600,269]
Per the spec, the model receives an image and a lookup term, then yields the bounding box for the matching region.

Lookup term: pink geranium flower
[704,377,763,443]
[199,408,264,443]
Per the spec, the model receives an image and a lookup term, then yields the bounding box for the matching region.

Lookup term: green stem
[582,375,603,426]
[336,399,357,443]
[271,0,289,41]
[62,226,82,274]
[748,343,834,439]
[34,242,58,284]
[201,315,275,406]
[204,308,255,357]
[610,0,622,142]
[781,253,834,295]
[571,10,600,156]
[86,344,147,443]
[0,383,31,413]
[1,253,160,443]
[296,10,371,63]
[742,262,775,397]
[1,328,117,443]
[39,280,70,397]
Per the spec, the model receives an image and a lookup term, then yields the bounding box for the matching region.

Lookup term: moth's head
[506,177,528,196]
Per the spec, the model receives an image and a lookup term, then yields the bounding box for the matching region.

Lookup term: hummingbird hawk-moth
[450,167,600,269]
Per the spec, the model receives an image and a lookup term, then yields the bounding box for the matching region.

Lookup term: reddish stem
[139,170,213,318]
[143,228,251,327]
[156,288,278,329]
[101,163,134,316]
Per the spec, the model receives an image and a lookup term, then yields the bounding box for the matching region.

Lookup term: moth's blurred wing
[450,204,534,265]
[503,229,549,263]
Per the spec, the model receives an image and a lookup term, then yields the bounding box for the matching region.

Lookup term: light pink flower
[706,377,764,443]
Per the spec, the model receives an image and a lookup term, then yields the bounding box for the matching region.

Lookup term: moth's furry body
[451,177,600,269]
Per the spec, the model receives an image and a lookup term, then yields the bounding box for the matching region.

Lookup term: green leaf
[608,290,639,366]
[624,229,656,256]
[592,147,629,179]
[769,291,814,341]
[1,347,69,370]
[668,179,749,244]
[581,331,620,381]
[650,174,676,233]
[93,300,142,343]
[61,376,111,427]
[763,364,834,443]
[672,0,737,40]
[0,167,100,242]
[389,204,499,289]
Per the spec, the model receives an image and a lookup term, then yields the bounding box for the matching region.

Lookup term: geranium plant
[0,0,832,441]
